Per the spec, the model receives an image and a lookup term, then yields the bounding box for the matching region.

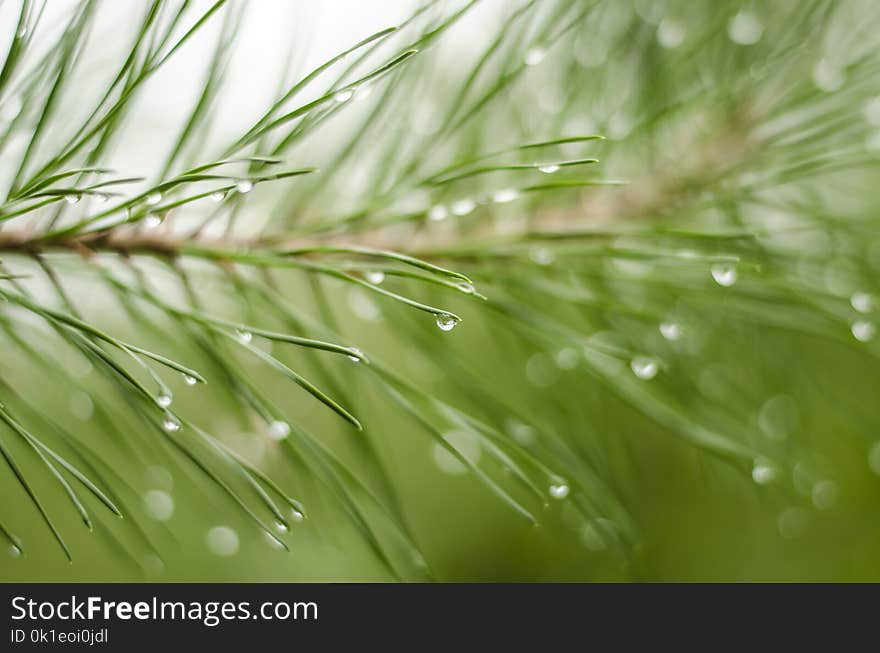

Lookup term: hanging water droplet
[524,46,547,66]
[630,356,659,380]
[811,480,839,510]
[143,214,163,229]
[236,329,253,344]
[210,191,226,202]
[145,192,162,206]
[275,521,289,533]
[537,163,560,174]
[64,193,81,205]
[492,188,520,204]
[549,481,570,500]
[183,374,197,386]
[94,193,109,204]
[435,313,458,331]
[269,420,291,441]
[851,292,874,314]
[751,459,777,485]
[455,280,475,294]
[155,393,172,409]
[428,205,448,221]
[852,320,876,342]
[290,509,305,523]
[659,321,682,341]
[143,490,174,522]
[711,262,738,287]
[728,11,763,45]
[365,270,385,285]
[451,198,476,216]
[333,89,354,103]
[162,416,181,433]
[8,543,21,558]
[347,347,364,362]
[236,180,254,194]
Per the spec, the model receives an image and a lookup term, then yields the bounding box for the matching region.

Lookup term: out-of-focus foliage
[1,0,880,581]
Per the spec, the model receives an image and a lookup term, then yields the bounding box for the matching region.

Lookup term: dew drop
[365,270,385,285]
[94,193,109,204]
[728,11,763,45]
[236,329,253,344]
[657,18,685,48]
[630,356,659,380]
[162,417,181,433]
[524,47,547,66]
[145,192,162,206]
[275,521,289,533]
[455,280,475,294]
[711,262,738,287]
[537,163,560,174]
[8,543,22,558]
[183,374,197,386]
[811,480,839,510]
[852,320,876,342]
[269,420,291,441]
[435,313,458,331]
[549,482,570,500]
[428,205,448,221]
[210,191,226,202]
[851,292,874,314]
[333,89,354,103]
[143,490,174,522]
[777,507,808,539]
[451,198,476,216]
[64,194,81,205]
[347,347,364,362]
[143,214,163,229]
[236,180,254,194]
[659,321,682,341]
[206,526,239,557]
[290,509,305,523]
[492,188,519,204]
[155,393,172,409]
[751,459,777,485]
[555,347,579,370]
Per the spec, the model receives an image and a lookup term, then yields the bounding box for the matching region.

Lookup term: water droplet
[758,395,799,442]
[155,393,172,409]
[549,481,570,500]
[813,59,844,92]
[728,11,763,45]
[143,490,174,522]
[428,205,448,221]
[657,18,685,48]
[364,270,385,285]
[507,420,537,446]
[275,521,289,533]
[94,193,109,204]
[751,459,777,485]
[455,280,475,294]
[492,188,519,204]
[852,320,876,342]
[451,198,476,216]
[210,191,226,202]
[290,509,304,523]
[236,180,254,194]
[524,47,546,66]
[851,292,874,314]
[811,480,839,510]
[162,416,181,433]
[143,214,163,229]
[183,374,197,386]
[145,192,162,206]
[236,329,253,344]
[8,543,22,558]
[537,163,560,174]
[659,321,682,341]
[333,89,354,103]
[347,347,364,362]
[269,420,290,441]
[711,262,738,287]
[868,441,880,475]
[206,526,239,557]
[529,247,554,265]
[435,313,458,331]
[555,347,579,370]
[64,194,81,205]
[630,356,659,380]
